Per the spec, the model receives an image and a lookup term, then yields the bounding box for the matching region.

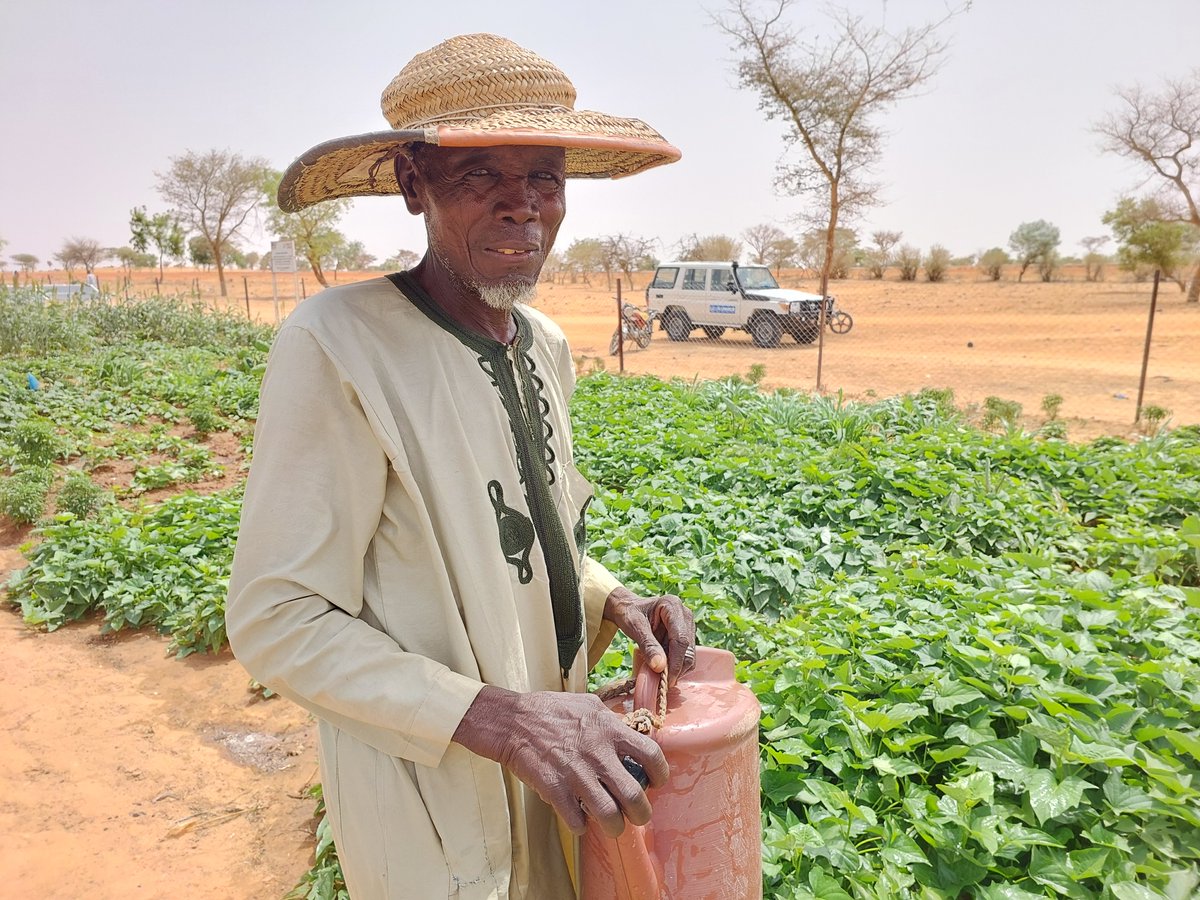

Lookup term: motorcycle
[609,302,654,355]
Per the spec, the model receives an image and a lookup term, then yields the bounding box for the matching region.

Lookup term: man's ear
[394,153,425,216]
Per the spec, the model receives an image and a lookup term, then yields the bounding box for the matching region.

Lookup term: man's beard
[477,281,537,311]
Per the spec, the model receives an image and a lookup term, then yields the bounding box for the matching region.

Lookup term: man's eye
[532,172,563,186]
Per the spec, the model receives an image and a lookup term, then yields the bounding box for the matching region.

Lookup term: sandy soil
[3,266,1197,898]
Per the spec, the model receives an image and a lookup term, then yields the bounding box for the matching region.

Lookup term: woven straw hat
[277,33,681,212]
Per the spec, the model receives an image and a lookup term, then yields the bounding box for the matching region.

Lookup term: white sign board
[271,239,297,274]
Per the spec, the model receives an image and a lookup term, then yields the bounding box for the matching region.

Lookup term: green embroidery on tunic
[573,497,591,557]
[488,481,534,584]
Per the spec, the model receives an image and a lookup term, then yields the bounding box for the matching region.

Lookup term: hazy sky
[2,0,1197,269]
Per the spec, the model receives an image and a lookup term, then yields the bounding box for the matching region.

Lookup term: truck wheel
[748,312,783,348]
[663,309,692,342]
[829,311,853,334]
[788,321,819,344]
[701,326,726,340]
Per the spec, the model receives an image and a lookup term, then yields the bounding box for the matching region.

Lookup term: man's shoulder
[282,276,416,336]
[518,304,568,348]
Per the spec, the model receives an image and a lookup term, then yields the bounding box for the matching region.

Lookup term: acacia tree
[380,249,421,272]
[157,149,267,297]
[765,235,799,276]
[564,238,606,285]
[602,234,657,288]
[743,224,787,264]
[719,0,958,385]
[11,253,39,275]
[263,169,352,287]
[129,207,185,280]
[1095,69,1200,302]
[1080,236,1109,282]
[56,237,107,277]
[677,233,742,262]
[1103,197,1199,289]
[799,227,858,278]
[1008,220,1060,281]
[864,229,902,278]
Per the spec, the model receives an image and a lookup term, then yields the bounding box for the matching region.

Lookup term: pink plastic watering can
[581,646,762,899]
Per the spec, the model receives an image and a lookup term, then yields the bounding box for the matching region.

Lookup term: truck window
[650,267,678,289]
[683,268,706,290]
[710,269,734,291]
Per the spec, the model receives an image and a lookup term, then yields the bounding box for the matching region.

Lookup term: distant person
[84,271,99,298]
[225,33,693,899]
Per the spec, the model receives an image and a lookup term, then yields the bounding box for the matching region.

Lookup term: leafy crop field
[3,289,1199,898]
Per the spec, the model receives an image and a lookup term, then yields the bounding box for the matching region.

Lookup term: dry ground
[2,265,1197,898]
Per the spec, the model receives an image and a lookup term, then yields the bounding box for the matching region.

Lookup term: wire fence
[593,264,1200,441]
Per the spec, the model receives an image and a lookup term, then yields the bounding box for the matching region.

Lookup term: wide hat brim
[277,107,681,213]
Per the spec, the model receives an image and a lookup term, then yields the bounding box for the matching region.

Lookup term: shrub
[925,244,952,282]
[0,468,53,524]
[978,248,1009,281]
[56,471,107,519]
[1041,393,1064,421]
[896,245,921,281]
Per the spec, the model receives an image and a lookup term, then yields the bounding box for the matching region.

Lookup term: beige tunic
[226,274,620,899]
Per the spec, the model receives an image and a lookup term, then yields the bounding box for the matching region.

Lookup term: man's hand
[452,686,668,837]
[603,587,696,686]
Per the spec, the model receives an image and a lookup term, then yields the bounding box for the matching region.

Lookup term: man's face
[399,144,566,305]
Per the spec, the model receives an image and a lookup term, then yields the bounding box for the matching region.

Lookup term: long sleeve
[225,324,482,768]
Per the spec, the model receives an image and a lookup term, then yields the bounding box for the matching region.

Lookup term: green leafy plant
[185,399,222,438]
[10,417,63,466]
[55,470,107,519]
[981,395,1024,432]
[285,785,348,900]
[0,467,53,524]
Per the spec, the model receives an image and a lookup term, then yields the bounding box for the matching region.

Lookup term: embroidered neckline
[387,270,532,356]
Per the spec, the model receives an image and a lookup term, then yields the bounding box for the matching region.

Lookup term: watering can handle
[631,651,668,728]
[607,651,669,899]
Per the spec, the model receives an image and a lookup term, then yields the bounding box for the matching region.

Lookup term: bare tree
[743,224,787,264]
[157,149,268,297]
[718,0,959,385]
[1095,69,1200,303]
[602,234,658,288]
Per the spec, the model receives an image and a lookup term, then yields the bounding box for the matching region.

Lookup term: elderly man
[226,33,693,899]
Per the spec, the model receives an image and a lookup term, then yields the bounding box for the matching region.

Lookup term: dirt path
[0,605,318,899]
